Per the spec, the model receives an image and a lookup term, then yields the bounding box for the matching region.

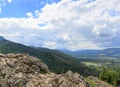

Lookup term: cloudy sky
[0,0,120,50]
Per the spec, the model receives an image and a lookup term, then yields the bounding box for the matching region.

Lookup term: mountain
[61,48,120,58]
[0,36,5,41]
[102,48,120,57]
[58,49,73,55]
[0,53,112,87]
[0,37,98,76]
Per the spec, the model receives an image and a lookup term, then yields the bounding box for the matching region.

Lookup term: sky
[0,0,120,50]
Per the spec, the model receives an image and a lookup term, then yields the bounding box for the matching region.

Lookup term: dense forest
[0,40,98,77]
[77,58,120,86]
[99,67,120,87]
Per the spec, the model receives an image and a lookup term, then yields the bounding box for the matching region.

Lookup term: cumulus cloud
[26,12,33,18]
[0,0,120,50]
[8,0,12,3]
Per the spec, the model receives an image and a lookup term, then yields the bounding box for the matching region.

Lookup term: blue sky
[0,0,120,50]
[0,0,60,18]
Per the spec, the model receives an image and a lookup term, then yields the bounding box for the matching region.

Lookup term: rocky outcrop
[0,53,89,87]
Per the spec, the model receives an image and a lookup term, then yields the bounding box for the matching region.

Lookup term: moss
[48,71,52,74]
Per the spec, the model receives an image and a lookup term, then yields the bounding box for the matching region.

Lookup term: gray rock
[0,53,90,87]
[0,54,6,57]
[6,53,16,58]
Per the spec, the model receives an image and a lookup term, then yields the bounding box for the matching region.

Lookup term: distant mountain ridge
[0,36,5,41]
[60,48,120,58]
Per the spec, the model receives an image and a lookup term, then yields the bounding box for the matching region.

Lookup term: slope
[0,39,98,76]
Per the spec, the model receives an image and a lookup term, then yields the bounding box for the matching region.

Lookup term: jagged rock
[0,53,89,87]
[0,54,6,57]
[6,53,16,58]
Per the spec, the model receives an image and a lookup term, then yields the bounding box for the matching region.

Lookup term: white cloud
[8,0,12,3]
[43,41,57,49]
[0,0,120,50]
[37,0,120,50]
[26,12,33,18]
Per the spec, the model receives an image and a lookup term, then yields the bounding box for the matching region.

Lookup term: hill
[0,37,98,76]
[0,53,113,87]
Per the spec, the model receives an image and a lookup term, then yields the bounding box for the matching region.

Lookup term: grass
[86,77,96,87]
[82,62,98,66]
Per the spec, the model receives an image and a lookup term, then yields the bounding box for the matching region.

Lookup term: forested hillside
[0,39,98,76]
